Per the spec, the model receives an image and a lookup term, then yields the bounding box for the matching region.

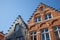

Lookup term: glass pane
[54,31,58,37]
[59,31,60,39]
[37,16,41,22]
[30,36,33,40]
[41,29,44,33]
[30,31,36,35]
[53,27,57,31]
[58,26,60,29]
[46,33,50,39]
[34,35,37,40]
[30,32,33,35]
[45,28,48,32]
[41,34,45,40]
[34,18,37,22]
[54,31,59,40]
[15,24,19,31]
[34,31,36,34]
[48,14,51,18]
[45,15,48,20]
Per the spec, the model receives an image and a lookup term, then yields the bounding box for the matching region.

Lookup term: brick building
[27,3,60,40]
[0,32,5,40]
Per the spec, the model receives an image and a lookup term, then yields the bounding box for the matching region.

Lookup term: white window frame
[40,28,50,40]
[30,31,37,40]
[34,16,42,23]
[53,26,60,39]
[44,13,52,20]
[37,16,42,22]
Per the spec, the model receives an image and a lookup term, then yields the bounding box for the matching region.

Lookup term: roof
[18,15,28,29]
[5,15,28,35]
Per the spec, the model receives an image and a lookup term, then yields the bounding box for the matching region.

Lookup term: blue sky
[0,0,60,34]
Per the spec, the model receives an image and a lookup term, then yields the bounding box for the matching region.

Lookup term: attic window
[40,7,43,11]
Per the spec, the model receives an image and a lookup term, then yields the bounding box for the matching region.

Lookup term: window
[14,23,20,31]
[34,16,41,22]
[40,28,50,40]
[53,26,60,40]
[40,7,43,11]
[30,31,37,40]
[37,16,41,21]
[34,17,37,22]
[44,14,52,20]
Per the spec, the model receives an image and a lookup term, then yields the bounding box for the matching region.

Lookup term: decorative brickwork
[27,3,60,40]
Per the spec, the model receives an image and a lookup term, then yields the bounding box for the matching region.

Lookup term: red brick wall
[27,3,60,40]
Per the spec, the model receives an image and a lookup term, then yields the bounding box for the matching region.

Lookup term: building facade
[5,15,27,40]
[0,32,5,40]
[27,3,60,40]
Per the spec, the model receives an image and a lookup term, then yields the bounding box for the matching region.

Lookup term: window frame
[37,16,41,22]
[34,17,37,22]
[44,13,52,20]
[30,31,37,40]
[53,26,60,40]
[14,23,20,31]
[40,28,50,40]
[34,16,42,22]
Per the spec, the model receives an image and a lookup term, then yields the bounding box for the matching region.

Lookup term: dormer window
[44,14,52,20]
[34,16,41,22]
